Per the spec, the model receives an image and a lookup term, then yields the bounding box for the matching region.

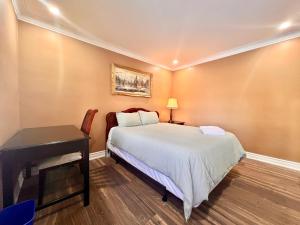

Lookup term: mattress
[107,142,184,200]
[108,123,245,220]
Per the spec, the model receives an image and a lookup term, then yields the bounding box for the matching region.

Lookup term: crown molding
[11,0,20,17]
[14,15,171,70]
[174,31,300,71]
[12,1,300,72]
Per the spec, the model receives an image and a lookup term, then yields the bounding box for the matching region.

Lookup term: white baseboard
[90,150,106,160]
[246,151,300,171]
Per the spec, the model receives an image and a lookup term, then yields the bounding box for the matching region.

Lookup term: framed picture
[111,64,152,97]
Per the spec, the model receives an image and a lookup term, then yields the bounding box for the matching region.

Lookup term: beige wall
[0,0,20,208]
[18,22,172,152]
[3,8,299,162]
[0,0,20,145]
[172,38,300,162]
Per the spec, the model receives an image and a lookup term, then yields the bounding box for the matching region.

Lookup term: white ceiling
[13,0,300,70]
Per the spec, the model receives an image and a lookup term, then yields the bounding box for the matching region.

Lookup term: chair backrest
[81,109,98,135]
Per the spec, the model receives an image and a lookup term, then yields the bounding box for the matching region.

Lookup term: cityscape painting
[111,64,152,97]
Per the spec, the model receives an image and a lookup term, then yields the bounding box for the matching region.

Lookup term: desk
[1,125,90,208]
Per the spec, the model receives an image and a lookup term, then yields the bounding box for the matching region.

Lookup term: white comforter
[108,123,245,220]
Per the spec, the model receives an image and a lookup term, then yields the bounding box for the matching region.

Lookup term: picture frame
[111,64,152,97]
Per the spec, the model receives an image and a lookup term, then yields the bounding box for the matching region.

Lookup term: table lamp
[167,98,178,123]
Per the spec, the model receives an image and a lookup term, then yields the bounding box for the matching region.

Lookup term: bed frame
[105,108,169,201]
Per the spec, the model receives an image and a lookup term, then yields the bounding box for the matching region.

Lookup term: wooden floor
[34,157,300,225]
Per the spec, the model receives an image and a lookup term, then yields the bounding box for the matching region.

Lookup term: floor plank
[34,158,300,225]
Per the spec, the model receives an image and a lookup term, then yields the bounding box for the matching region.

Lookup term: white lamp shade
[167,98,178,109]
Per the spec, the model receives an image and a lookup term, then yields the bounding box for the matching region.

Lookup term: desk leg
[2,155,14,208]
[82,139,89,206]
[25,163,32,178]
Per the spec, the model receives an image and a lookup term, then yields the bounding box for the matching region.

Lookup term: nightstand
[168,121,185,125]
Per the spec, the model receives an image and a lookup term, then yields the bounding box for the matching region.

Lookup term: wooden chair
[37,109,98,207]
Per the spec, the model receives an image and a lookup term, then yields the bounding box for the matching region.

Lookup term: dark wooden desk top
[1,125,89,152]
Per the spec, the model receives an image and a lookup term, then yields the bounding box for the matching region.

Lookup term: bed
[106,108,245,220]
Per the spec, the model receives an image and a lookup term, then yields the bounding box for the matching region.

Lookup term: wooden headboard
[105,108,159,140]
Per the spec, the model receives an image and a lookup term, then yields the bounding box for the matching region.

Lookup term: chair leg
[25,163,32,178]
[38,170,46,206]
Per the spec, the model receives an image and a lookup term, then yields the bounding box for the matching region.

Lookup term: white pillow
[138,111,159,125]
[116,112,142,127]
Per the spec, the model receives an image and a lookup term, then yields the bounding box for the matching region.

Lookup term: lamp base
[169,109,173,123]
